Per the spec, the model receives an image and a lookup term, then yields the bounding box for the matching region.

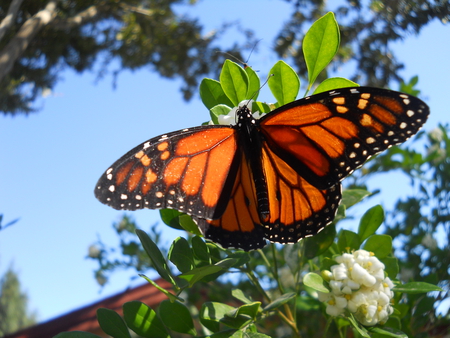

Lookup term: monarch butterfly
[94,87,429,251]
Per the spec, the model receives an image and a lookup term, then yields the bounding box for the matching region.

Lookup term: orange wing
[260,87,429,189]
[95,126,239,220]
[261,144,341,244]
[194,152,267,250]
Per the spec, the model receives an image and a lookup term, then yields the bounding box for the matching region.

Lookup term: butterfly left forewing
[95,125,238,220]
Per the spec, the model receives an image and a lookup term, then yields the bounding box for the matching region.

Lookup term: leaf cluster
[275,0,450,88]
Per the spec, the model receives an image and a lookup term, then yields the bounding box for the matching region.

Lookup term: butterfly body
[95,87,429,251]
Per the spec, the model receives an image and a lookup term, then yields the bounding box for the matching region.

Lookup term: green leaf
[337,229,361,252]
[368,326,408,338]
[341,189,371,209]
[303,273,329,293]
[303,12,340,89]
[179,264,223,286]
[303,223,336,259]
[226,302,261,320]
[347,314,371,337]
[393,282,443,294]
[263,292,296,311]
[168,237,194,273]
[179,213,203,236]
[136,229,176,285]
[179,258,237,286]
[138,274,181,302]
[245,66,261,100]
[362,234,392,258]
[313,77,359,94]
[268,60,300,105]
[192,235,210,264]
[97,308,131,338]
[252,101,271,114]
[53,333,103,338]
[358,205,385,241]
[232,289,253,304]
[220,60,249,106]
[158,300,196,335]
[200,302,235,332]
[200,78,234,109]
[210,104,232,125]
[245,333,272,338]
[207,329,241,337]
[220,302,261,329]
[380,256,399,279]
[159,209,184,230]
[220,313,252,329]
[123,301,169,338]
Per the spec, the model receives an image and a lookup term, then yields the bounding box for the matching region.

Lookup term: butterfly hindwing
[260,87,429,189]
[261,143,342,244]
[95,125,238,220]
[194,152,267,251]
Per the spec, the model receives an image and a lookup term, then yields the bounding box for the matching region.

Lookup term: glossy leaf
[393,282,443,294]
[268,60,300,106]
[245,66,261,100]
[200,302,235,332]
[381,257,399,279]
[200,78,234,109]
[303,223,336,259]
[159,209,184,230]
[54,333,102,338]
[136,229,176,285]
[158,300,196,335]
[123,301,168,338]
[263,292,296,311]
[303,273,329,293]
[232,289,253,304]
[97,308,131,338]
[368,326,408,338]
[337,230,361,252]
[138,274,181,302]
[303,12,340,88]
[210,104,232,125]
[168,237,194,273]
[341,189,371,209]
[313,77,359,94]
[220,60,249,106]
[358,205,385,242]
[179,258,237,286]
[179,213,203,236]
[192,235,210,264]
[362,234,392,258]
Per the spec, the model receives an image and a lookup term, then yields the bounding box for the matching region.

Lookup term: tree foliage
[275,0,450,87]
[0,266,36,336]
[0,0,254,115]
[1,0,449,116]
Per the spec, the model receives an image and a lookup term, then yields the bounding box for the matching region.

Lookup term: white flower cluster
[318,250,394,326]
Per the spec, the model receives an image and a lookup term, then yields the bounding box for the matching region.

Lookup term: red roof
[4,279,172,338]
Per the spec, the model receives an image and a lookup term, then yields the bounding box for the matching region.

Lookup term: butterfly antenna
[216,40,262,69]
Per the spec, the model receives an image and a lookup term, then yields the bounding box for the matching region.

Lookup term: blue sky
[1,0,449,324]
